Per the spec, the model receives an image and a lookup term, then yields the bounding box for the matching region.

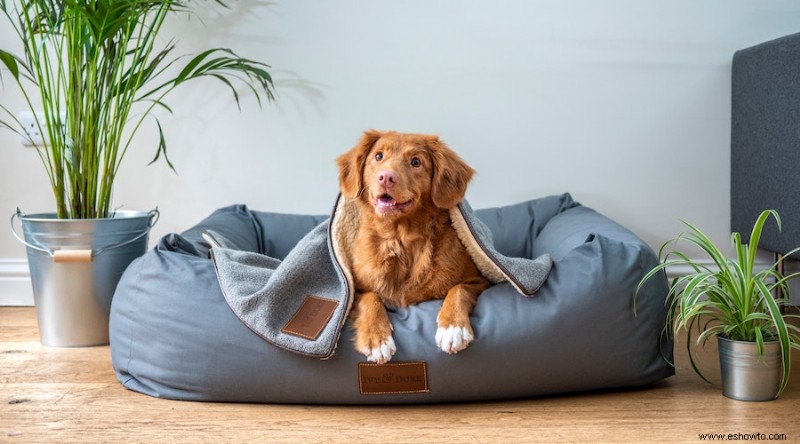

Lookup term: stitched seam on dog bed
[119,253,150,386]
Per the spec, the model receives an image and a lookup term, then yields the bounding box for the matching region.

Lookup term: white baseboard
[0,259,33,306]
[665,258,776,279]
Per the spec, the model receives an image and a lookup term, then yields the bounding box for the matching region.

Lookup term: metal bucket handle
[10,208,159,263]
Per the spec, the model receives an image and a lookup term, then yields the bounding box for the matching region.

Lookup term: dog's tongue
[375,194,413,214]
[377,194,396,207]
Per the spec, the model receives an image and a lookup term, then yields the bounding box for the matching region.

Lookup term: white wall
[2,0,800,304]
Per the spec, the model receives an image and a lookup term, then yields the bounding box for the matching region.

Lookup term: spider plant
[0,0,274,219]
[637,209,800,397]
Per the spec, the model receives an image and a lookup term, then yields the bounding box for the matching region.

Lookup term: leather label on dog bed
[282,295,338,340]
[358,362,429,395]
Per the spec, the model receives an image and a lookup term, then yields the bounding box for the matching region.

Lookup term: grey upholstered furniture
[731,32,800,257]
[109,193,673,404]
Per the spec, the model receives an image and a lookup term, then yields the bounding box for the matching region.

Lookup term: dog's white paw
[435,325,474,354]
[360,336,396,364]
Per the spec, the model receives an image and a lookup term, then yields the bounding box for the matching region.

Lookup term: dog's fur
[336,130,491,364]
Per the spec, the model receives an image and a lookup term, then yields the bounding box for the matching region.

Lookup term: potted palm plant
[0,0,275,346]
[638,210,800,401]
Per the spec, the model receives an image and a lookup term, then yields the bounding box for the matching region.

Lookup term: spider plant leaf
[633,261,677,316]
[686,322,714,385]
[731,231,750,274]
[681,272,715,301]
[647,210,800,397]
[666,250,711,274]
[747,210,780,268]
[697,324,724,347]
[680,225,731,275]
[657,237,682,260]
[755,278,791,396]
[775,246,800,266]
[636,259,677,292]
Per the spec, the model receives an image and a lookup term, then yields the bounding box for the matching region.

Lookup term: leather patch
[281,295,338,340]
[358,362,429,395]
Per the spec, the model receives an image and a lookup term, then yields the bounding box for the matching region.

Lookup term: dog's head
[337,130,475,217]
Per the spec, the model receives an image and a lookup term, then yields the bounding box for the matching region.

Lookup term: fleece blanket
[208,194,552,359]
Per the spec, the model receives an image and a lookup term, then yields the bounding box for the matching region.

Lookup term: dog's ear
[336,130,383,198]
[427,136,475,209]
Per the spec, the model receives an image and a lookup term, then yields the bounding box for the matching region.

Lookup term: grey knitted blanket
[208,195,552,359]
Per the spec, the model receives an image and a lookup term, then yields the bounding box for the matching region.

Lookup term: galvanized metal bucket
[11,209,158,347]
[718,336,781,401]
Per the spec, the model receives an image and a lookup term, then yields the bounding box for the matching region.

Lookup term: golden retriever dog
[337,130,491,364]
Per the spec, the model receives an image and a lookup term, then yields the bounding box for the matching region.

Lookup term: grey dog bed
[109,193,673,404]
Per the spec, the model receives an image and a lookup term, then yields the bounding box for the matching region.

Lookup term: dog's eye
[375,152,383,161]
[410,157,421,168]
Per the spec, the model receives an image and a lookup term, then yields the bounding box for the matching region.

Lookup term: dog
[336,130,491,364]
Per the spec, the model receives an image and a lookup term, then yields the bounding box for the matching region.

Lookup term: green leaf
[0,48,19,80]
[210,73,241,110]
[147,119,175,172]
[638,208,800,397]
[175,49,221,83]
[756,278,792,397]
[1,0,275,218]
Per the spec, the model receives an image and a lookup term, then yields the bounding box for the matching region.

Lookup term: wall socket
[19,111,48,146]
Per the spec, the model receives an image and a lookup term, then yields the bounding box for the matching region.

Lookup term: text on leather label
[358,361,429,395]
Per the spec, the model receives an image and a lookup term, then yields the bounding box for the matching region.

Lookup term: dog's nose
[377,170,398,188]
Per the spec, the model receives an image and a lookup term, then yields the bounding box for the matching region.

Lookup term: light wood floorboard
[2,306,799,443]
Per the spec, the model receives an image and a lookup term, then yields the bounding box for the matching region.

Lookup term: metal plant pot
[12,209,158,347]
[718,336,781,401]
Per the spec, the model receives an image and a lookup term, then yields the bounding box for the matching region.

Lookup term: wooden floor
[2,307,799,443]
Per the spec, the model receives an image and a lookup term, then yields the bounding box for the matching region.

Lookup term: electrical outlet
[19,111,47,146]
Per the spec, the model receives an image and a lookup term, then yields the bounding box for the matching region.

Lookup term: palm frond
[0,0,275,218]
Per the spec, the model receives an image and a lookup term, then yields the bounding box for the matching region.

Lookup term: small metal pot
[718,336,781,401]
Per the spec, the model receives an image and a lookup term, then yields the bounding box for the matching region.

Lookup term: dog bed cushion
[207,195,553,359]
[109,193,673,404]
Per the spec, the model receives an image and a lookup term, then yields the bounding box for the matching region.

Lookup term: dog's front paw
[435,325,474,354]
[358,335,396,364]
